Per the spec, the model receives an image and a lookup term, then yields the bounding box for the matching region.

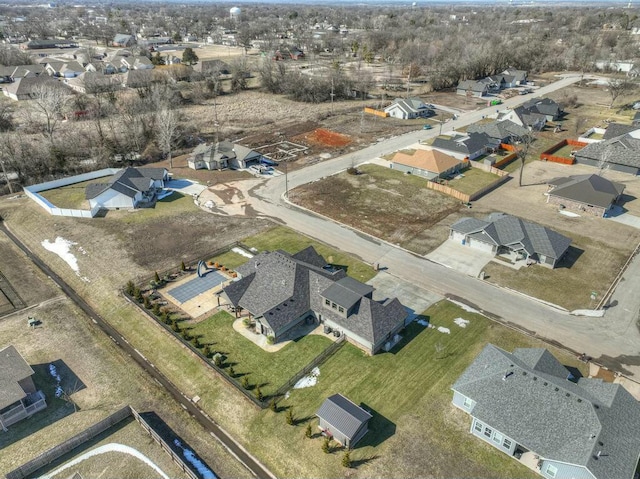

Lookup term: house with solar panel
[85,167,168,210]
[316,394,372,449]
[449,213,571,268]
[221,246,408,354]
[452,344,640,479]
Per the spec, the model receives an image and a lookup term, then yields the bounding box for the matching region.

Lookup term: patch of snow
[437,326,451,334]
[560,210,581,218]
[42,237,79,273]
[454,317,470,328]
[319,153,332,159]
[293,367,320,389]
[447,298,480,314]
[204,200,215,208]
[416,319,429,327]
[40,443,170,479]
[284,391,290,400]
[232,247,254,259]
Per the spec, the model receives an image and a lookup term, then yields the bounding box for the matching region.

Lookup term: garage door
[451,231,466,244]
[469,239,495,254]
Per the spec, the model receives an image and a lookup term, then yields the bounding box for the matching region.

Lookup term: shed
[316,394,372,449]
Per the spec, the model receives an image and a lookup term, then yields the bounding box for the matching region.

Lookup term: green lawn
[114,192,190,224]
[246,300,585,478]
[483,232,628,310]
[551,144,576,158]
[242,226,377,283]
[447,167,501,195]
[39,178,111,209]
[208,250,250,270]
[187,311,333,396]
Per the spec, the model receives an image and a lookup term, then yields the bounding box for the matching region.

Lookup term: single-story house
[432,132,492,160]
[188,142,263,170]
[391,147,466,180]
[499,106,547,131]
[0,345,47,431]
[501,67,528,86]
[2,76,63,101]
[316,394,372,449]
[452,344,640,479]
[546,174,625,217]
[192,59,230,75]
[113,34,136,47]
[121,69,154,88]
[456,80,489,97]
[602,123,640,140]
[221,246,407,354]
[466,120,530,144]
[23,39,78,50]
[384,97,433,120]
[450,213,571,268]
[521,98,564,122]
[85,167,168,210]
[573,132,640,175]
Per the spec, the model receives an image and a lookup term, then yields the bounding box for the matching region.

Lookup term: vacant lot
[447,167,502,195]
[186,311,333,396]
[36,418,189,479]
[246,300,586,478]
[291,164,462,255]
[38,178,113,210]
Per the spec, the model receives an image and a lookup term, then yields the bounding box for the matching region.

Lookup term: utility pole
[0,160,13,194]
[330,78,335,114]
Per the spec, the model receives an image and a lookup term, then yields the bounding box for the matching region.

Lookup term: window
[473,421,483,433]
[338,306,344,313]
[503,439,512,449]
[325,299,330,306]
[484,427,492,438]
[463,397,473,409]
[492,432,503,445]
[331,302,337,309]
[545,464,558,478]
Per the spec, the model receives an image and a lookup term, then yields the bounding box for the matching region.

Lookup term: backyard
[446,167,502,196]
[38,177,113,210]
[244,300,586,478]
[290,164,462,255]
[185,311,334,397]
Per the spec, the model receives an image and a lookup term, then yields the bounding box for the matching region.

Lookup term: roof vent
[554,387,559,391]
[598,441,604,446]
[566,393,570,397]
[522,371,527,376]
[594,404,600,409]
[543,381,548,386]
[533,376,537,381]
[578,398,583,403]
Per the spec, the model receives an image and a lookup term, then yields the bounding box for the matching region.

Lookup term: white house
[85,167,167,210]
[384,97,433,120]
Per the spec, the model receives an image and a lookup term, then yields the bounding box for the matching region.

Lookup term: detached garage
[316,394,372,449]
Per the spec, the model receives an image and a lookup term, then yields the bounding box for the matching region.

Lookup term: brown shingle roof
[392,148,464,174]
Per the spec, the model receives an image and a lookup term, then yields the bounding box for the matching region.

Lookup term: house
[112,34,136,47]
[85,167,168,210]
[499,106,547,131]
[121,69,154,89]
[65,72,120,94]
[3,76,62,101]
[221,246,407,354]
[450,213,571,268]
[501,67,528,86]
[316,394,372,449]
[192,59,230,75]
[187,142,263,170]
[120,55,154,71]
[573,132,640,175]
[602,122,639,140]
[546,174,625,217]
[521,98,564,122]
[47,61,84,78]
[0,345,47,431]
[432,132,492,160]
[452,344,640,479]
[384,97,433,120]
[391,147,467,180]
[466,120,530,144]
[289,48,305,60]
[23,39,78,50]
[632,111,640,127]
[456,80,489,97]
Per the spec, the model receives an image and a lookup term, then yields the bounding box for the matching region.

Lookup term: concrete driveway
[607,206,640,230]
[367,271,442,321]
[426,240,494,277]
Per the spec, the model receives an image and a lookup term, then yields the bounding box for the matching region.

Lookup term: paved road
[0,220,275,479]
[244,73,640,377]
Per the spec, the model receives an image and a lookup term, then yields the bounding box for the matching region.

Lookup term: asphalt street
[247,73,640,377]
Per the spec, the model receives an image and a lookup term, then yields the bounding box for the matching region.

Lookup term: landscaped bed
[290,164,462,255]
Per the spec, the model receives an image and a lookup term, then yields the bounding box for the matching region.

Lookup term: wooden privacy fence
[425,181,471,202]
[364,107,388,118]
[540,139,588,165]
[5,406,205,479]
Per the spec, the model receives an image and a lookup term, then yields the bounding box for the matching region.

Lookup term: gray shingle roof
[602,123,639,140]
[0,345,34,410]
[548,174,625,208]
[466,120,529,142]
[453,344,640,479]
[316,394,372,440]
[432,132,490,157]
[85,167,162,200]
[457,80,488,93]
[451,213,571,260]
[224,248,406,346]
[522,97,562,118]
[574,133,640,169]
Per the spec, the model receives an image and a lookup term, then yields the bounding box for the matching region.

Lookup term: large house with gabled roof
[573,131,640,175]
[85,167,168,210]
[450,213,571,268]
[452,344,640,479]
[546,174,625,218]
[222,246,407,354]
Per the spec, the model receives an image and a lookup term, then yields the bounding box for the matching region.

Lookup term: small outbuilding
[316,394,372,449]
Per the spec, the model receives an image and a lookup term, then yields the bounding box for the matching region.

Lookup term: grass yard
[482,232,627,310]
[38,178,111,210]
[290,164,462,255]
[208,249,251,270]
[551,143,578,159]
[447,167,501,195]
[245,300,586,478]
[242,225,377,282]
[35,418,189,479]
[187,311,333,396]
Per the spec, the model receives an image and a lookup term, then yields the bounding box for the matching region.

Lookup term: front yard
[186,311,333,397]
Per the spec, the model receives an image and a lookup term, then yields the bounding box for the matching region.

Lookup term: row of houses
[456,67,528,98]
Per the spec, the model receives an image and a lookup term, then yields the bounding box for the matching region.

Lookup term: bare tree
[514,132,534,187]
[155,107,178,169]
[29,83,69,144]
[607,78,636,109]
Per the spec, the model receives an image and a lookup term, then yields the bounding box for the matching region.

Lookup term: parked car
[422,124,433,130]
[260,157,279,167]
